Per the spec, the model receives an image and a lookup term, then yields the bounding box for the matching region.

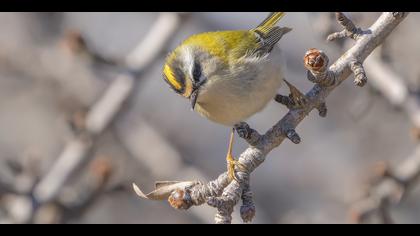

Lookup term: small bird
[162,12,294,181]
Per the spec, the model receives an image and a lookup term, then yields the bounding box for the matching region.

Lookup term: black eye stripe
[192,61,202,82]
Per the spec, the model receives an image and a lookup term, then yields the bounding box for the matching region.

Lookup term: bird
[162,12,295,181]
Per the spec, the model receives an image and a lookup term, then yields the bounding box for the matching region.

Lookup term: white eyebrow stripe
[181,47,195,79]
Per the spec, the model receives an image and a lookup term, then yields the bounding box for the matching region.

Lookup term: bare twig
[133,12,408,223]
[327,12,366,41]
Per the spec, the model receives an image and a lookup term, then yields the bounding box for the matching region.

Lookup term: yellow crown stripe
[164,64,182,90]
[182,77,193,98]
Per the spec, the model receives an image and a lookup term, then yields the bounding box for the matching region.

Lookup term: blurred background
[0,12,419,224]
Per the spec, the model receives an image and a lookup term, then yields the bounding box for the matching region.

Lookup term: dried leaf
[132,181,198,201]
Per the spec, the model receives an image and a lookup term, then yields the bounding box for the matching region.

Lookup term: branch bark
[133,12,408,224]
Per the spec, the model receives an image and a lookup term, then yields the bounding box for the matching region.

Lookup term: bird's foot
[227,153,247,182]
[225,128,248,182]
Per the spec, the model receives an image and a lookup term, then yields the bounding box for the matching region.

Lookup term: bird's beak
[189,79,206,111]
[190,88,199,110]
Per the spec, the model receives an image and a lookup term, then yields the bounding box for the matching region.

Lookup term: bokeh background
[0,12,419,224]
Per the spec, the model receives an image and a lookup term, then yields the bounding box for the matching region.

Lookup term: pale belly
[194,48,284,126]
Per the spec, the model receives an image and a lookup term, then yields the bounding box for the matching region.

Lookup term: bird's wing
[250,12,292,57]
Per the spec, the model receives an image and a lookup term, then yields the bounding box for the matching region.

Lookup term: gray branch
[133,12,408,224]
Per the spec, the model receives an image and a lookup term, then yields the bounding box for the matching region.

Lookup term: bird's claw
[227,155,247,182]
[227,158,238,182]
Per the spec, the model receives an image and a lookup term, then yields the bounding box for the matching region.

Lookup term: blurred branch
[364,48,409,107]
[364,48,420,134]
[61,30,123,67]
[56,158,114,223]
[20,158,115,224]
[0,162,20,195]
[133,12,408,224]
[0,12,185,224]
[350,146,420,224]
[349,43,420,224]
[33,12,182,205]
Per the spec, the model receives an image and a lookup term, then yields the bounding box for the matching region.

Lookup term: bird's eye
[192,62,202,82]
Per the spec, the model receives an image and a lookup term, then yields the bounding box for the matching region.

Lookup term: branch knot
[350,59,368,87]
[168,189,193,210]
